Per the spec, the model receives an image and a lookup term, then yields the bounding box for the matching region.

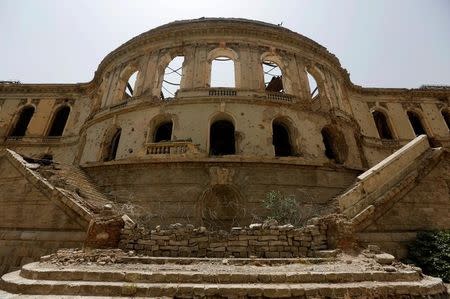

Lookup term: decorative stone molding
[209,167,235,185]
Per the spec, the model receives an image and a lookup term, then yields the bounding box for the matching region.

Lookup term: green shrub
[407,230,450,282]
[263,190,302,226]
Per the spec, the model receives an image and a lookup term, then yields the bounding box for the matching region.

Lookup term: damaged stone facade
[0,18,449,275]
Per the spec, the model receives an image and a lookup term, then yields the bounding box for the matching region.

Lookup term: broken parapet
[84,207,136,249]
[119,215,352,258]
[337,135,442,228]
[4,149,131,249]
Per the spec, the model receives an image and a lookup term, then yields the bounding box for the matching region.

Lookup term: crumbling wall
[119,216,345,258]
[0,155,86,275]
[85,162,359,228]
[359,151,450,258]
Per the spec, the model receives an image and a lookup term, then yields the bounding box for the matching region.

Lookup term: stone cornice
[350,85,450,98]
[104,18,340,63]
[0,82,93,96]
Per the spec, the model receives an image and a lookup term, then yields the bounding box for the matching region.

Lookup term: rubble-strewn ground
[40,248,420,275]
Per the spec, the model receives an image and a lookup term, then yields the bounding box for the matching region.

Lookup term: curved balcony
[95,88,309,120]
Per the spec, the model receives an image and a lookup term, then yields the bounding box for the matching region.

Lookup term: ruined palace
[0,18,449,297]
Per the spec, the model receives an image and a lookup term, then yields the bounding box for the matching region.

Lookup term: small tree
[407,230,450,282]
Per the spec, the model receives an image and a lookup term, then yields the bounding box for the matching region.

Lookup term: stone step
[119,255,335,265]
[2,270,446,298]
[20,262,421,284]
[0,290,149,299]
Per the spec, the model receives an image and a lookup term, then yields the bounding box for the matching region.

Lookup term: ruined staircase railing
[337,135,443,230]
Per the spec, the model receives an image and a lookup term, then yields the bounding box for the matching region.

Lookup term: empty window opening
[407,111,426,136]
[211,57,235,87]
[263,61,283,92]
[272,122,292,157]
[104,128,121,162]
[442,110,450,130]
[154,121,173,142]
[48,106,70,137]
[124,71,138,99]
[41,154,53,161]
[161,56,184,100]
[307,72,319,99]
[10,106,35,137]
[372,111,393,140]
[210,120,235,156]
[321,127,347,164]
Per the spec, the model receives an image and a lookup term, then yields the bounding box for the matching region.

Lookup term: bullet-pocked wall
[0,18,449,228]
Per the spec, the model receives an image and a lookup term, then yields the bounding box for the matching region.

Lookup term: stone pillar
[105,68,121,106]
[323,71,339,109]
[192,45,209,89]
[140,52,160,97]
[27,100,50,136]
[238,45,264,90]
[100,72,113,107]
[293,57,311,100]
[179,46,196,89]
[282,53,303,97]
[133,58,146,97]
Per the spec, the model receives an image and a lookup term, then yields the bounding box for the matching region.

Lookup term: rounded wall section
[85,161,360,229]
[77,18,365,224]
[80,99,364,169]
[93,18,351,114]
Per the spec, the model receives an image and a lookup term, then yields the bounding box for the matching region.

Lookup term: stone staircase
[1,254,448,298]
[337,135,445,231]
[34,157,114,215]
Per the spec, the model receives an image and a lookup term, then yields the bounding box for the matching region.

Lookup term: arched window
[272,121,292,157]
[161,56,184,100]
[103,128,121,162]
[123,71,138,99]
[9,106,35,137]
[210,120,235,156]
[263,60,283,93]
[307,71,319,100]
[48,106,70,137]
[154,121,173,142]
[372,110,393,140]
[321,127,347,164]
[441,109,450,130]
[211,57,235,87]
[407,111,427,136]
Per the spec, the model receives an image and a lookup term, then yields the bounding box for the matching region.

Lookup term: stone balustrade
[146,141,198,155]
[177,88,298,104]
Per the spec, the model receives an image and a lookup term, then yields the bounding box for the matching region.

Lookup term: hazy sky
[1,0,449,88]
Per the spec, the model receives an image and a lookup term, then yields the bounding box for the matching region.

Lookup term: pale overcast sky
[1,0,449,88]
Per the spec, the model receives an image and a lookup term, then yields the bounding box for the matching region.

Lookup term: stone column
[293,56,311,100]
[192,45,209,89]
[104,68,121,106]
[179,46,196,89]
[133,57,147,97]
[140,52,160,97]
[238,45,264,90]
[282,53,303,97]
[100,72,113,107]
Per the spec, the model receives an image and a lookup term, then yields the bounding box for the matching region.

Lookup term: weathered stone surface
[0,17,449,280]
[375,253,395,265]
